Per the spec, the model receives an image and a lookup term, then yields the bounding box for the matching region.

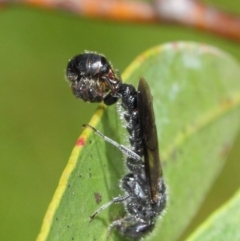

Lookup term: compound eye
[66,54,89,82]
[90,60,101,76]
[99,56,111,74]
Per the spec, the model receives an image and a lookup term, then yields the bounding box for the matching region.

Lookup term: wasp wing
[137,78,163,203]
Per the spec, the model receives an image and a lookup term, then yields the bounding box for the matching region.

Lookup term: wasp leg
[83,124,141,161]
[89,195,130,221]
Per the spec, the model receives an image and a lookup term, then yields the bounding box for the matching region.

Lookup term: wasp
[66,52,166,239]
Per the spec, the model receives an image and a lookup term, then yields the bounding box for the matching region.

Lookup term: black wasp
[66,52,166,239]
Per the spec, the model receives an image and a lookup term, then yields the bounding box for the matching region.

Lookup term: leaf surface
[37,42,240,241]
[185,189,240,241]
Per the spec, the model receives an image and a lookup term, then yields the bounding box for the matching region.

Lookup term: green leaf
[185,189,240,241]
[36,42,240,241]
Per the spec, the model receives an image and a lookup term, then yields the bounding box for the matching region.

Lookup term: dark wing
[138,78,163,203]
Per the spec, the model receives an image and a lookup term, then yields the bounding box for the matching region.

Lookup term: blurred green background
[0,1,240,241]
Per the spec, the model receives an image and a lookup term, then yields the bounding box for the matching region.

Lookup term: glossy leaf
[185,189,240,241]
[36,42,240,241]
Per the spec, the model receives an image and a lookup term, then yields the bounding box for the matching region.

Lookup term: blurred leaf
[185,189,240,241]
[37,42,240,241]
